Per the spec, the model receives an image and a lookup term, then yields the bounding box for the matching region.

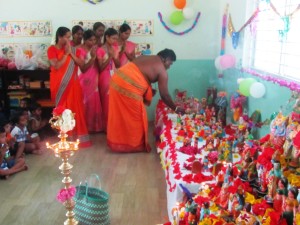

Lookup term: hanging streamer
[220,4,229,56]
[157,12,201,36]
[269,1,300,41]
[218,4,229,79]
[227,8,260,49]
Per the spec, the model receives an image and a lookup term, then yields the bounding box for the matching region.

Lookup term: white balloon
[214,56,223,71]
[250,82,266,98]
[183,7,195,20]
[237,78,244,84]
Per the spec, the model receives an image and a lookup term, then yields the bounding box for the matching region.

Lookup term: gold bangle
[175,106,178,112]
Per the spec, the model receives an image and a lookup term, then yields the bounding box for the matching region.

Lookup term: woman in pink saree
[118,24,136,67]
[97,28,120,132]
[78,29,103,132]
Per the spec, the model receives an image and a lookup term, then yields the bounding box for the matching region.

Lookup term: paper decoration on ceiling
[158,12,201,36]
[158,0,201,35]
[83,0,103,5]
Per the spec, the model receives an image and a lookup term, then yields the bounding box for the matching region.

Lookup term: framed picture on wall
[135,43,153,57]
[0,21,52,37]
[72,19,153,36]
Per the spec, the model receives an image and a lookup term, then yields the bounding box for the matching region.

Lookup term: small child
[0,127,27,179]
[11,111,43,155]
[28,103,49,139]
[0,119,24,159]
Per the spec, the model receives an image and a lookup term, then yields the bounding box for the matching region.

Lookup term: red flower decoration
[194,195,210,205]
[53,106,66,116]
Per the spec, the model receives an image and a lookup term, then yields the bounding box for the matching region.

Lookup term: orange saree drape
[48,46,91,147]
[107,62,152,152]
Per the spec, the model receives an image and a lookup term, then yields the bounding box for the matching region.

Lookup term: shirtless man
[107,48,185,153]
[132,48,185,114]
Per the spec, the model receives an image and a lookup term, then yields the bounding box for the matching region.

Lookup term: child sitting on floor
[0,127,27,179]
[10,111,43,155]
[0,119,24,159]
[28,103,49,140]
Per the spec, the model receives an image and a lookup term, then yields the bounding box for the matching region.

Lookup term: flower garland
[242,68,300,93]
[56,186,76,203]
[157,12,201,36]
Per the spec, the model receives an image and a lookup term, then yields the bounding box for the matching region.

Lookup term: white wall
[0,0,221,59]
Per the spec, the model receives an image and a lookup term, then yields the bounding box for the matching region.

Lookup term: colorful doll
[273,177,288,212]
[269,112,287,148]
[239,154,252,181]
[282,187,299,225]
[230,91,247,122]
[235,203,257,225]
[215,182,230,209]
[290,131,300,168]
[283,116,299,159]
[199,202,210,221]
[265,162,282,203]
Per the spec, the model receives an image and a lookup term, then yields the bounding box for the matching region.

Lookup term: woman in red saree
[97,28,120,132]
[47,27,92,147]
[117,24,136,67]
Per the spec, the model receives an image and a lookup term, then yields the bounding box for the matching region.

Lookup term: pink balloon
[220,54,236,69]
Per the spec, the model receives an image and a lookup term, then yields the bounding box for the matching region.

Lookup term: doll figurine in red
[282,187,299,225]
[273,177,288,212]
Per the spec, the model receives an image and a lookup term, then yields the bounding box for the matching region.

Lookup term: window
[243,0,300,81]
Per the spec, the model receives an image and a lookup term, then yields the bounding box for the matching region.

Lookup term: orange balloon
[174,0,186,9]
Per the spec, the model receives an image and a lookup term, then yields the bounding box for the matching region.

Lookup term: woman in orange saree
[47,27,92,147]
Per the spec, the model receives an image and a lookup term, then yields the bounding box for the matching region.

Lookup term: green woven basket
[74,175,110,225]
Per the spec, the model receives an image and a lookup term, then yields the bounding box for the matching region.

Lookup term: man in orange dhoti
[107,49,185,152]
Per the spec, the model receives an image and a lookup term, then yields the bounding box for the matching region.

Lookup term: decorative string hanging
[227,8,260,49]
[269,1,300,40]
[217,4,229,79]
[220,4,229,56]
[158,12,201,36]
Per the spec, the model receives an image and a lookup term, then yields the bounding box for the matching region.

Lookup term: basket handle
[76,181,87,198]
[85,173,102,197]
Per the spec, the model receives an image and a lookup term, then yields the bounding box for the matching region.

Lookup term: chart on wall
[72,20,153,35]
[135,43,153,57]
[0,21,52,37]
[0,43,50,63]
